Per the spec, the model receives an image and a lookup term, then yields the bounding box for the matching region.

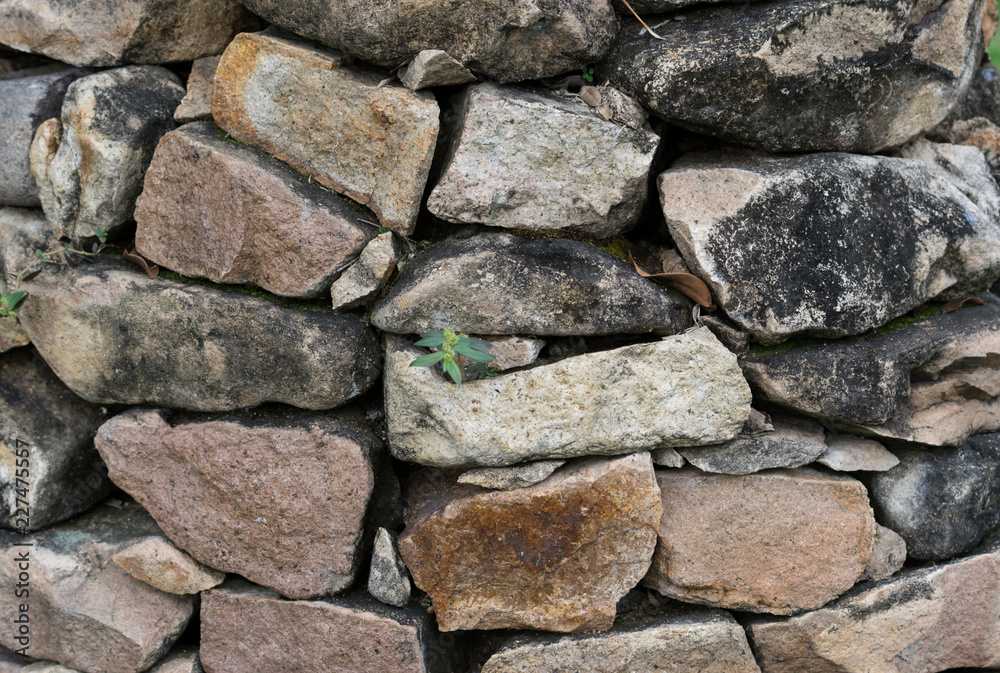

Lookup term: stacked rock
[1,0,999,671]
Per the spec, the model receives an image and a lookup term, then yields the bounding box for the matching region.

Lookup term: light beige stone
[650,448,685,468]
[399,50,476,90]
[329,231,400,310]
[174,56,219,123]
[457,460,565,490]
[113,535,225,594]
[482,336,545,371]
[0,319,29,352]
[817,435,900,471]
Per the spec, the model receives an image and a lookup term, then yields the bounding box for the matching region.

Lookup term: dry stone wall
[0,0,999,671]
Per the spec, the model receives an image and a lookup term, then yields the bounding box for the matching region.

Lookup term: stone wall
[1,0,1000,671]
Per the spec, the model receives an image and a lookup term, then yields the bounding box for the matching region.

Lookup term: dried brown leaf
[123,248,159,278]
[629,252,716,309]
[580,86,602,107]
[942,296,985,312]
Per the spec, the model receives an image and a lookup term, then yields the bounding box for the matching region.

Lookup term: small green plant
[581,66,595,83]
[409,329,495,386]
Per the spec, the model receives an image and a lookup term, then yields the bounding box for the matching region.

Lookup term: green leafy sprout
[409,328,495,386]
[581,66,595,83]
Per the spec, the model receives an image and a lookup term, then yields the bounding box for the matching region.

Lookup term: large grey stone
[385,328,751,468]
[602,0,986,153]
[372,233,690,336]
[678,414,827,475]
[30,66,184,241]
[659,149,1000,344]
[427,84,660,238]
[235,0,616,83]
[18,259,381,412]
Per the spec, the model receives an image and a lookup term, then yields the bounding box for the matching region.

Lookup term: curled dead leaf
[629,252,716,309]
[942,296,985,313]
[580,86,602,107]
[123,248,159,278]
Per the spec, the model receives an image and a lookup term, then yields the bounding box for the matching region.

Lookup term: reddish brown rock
[135,121,375,298]
[645,468,877,615]
[213,31,439,236]
[398,452,662,632]
[96,408,384,599]
[201,580,440,673]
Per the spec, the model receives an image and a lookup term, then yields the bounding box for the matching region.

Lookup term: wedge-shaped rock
[660,150,1000,344]
[747,545,1000,672]
[113,535,225,594]
[96,408,385,599]
[236,0,615,83]
[173,56,219,124]
[329,231,400,310]
[19,259,380,411]
[679,414,826,475]
[0,0,255,67]
[602,0,985,152]
[368,528,411,608]
[213,31,439,236]
[458,460,565,490]
[201,581,442,673]
[860,524,907,583]
[645,468,878,615]
[741,295,1000,443]
[398,453,662,632]
[399,50,476,90]
[870,433,1000,561]
[817,435,899,472]
[372,233,690,336]
[385,328,750,468]
[481,603,760,673]
[427,85,659,238]
[0,348,112,531]
[146,646,201,673]
[30,66,184,241]
[135,122,376,298]
[0,502,194,673]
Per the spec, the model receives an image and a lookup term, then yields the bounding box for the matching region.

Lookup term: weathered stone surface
[146,647,201,673]
[870,433,1000,561]
[96,408,384,599]
[645,468,878,615]
[329,232,399,310]
[427,84,659,238]
[236,0,616,83]
[0,502,194,673]
[0,0,255,67]
[859,524,907,583]
[934,116,1000,183]
[816,435,899,472]
[398,453,662,632]
[19,259,380,411]
[679,414,826,475]
[0,320,29,353]
[458,460,565,490]
[30,66,184,241]
[134,121,376,298]
[0,207,60,280]
[0,348,112,531]
[368,527,411,608]
[939,63,1000,129]
[481,603,760,673]
[22,664,79,673]
[399,50,476,90]
[201,580,440,673]
[372,233,690,336]
[650,447,685,468]
[482,336,544,371]
[385,328,750,467]
[747,545,1000,672]
[113,535,225,594]
[173,56,218,124]
[660,150,1000,344]
[0,648,32,672]
[602,0,986,153]
[742,295,1000,441]
[213,31,439,236]
[0,66,85,207]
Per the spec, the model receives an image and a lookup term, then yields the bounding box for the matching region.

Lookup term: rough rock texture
[859,525,907,582]
[112,536,226,594]
[329,231,399,310]
[741,295,1000,442]
[398,453,662,632]
[817,435,900,472]
[235,0,616,83]
[869,433,1000,561]
[0,0,256,67]
[201,581,441,673]
[645,468,878,615]
[368,527,411,608]
[939,63,1000,128]
[0,320,28,353]
[173,56,219,123]
[96,408,384,599]
[19,259,381,411]
[458,460,565,490]
[747,545,1000,672]
[0,348,112,530]
[0,207,60,280]
[385,328,751,467]
[602,0,986,153]
[650,448,685,468]
[0,502,195,673]
[399,50,476,90]
[146,647,202,673]
[0,66,85,207]
[30,66,184,241]
[483,336,545,371]
[933,116,1000,182]
[678,414,827,475]
[134,122,376,298]
[659,150,1000,344]
[480,603,761,673]
[21,665,78,673]
[213,31,439,236]
[427,84,660,238]
[372,233,690,336]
